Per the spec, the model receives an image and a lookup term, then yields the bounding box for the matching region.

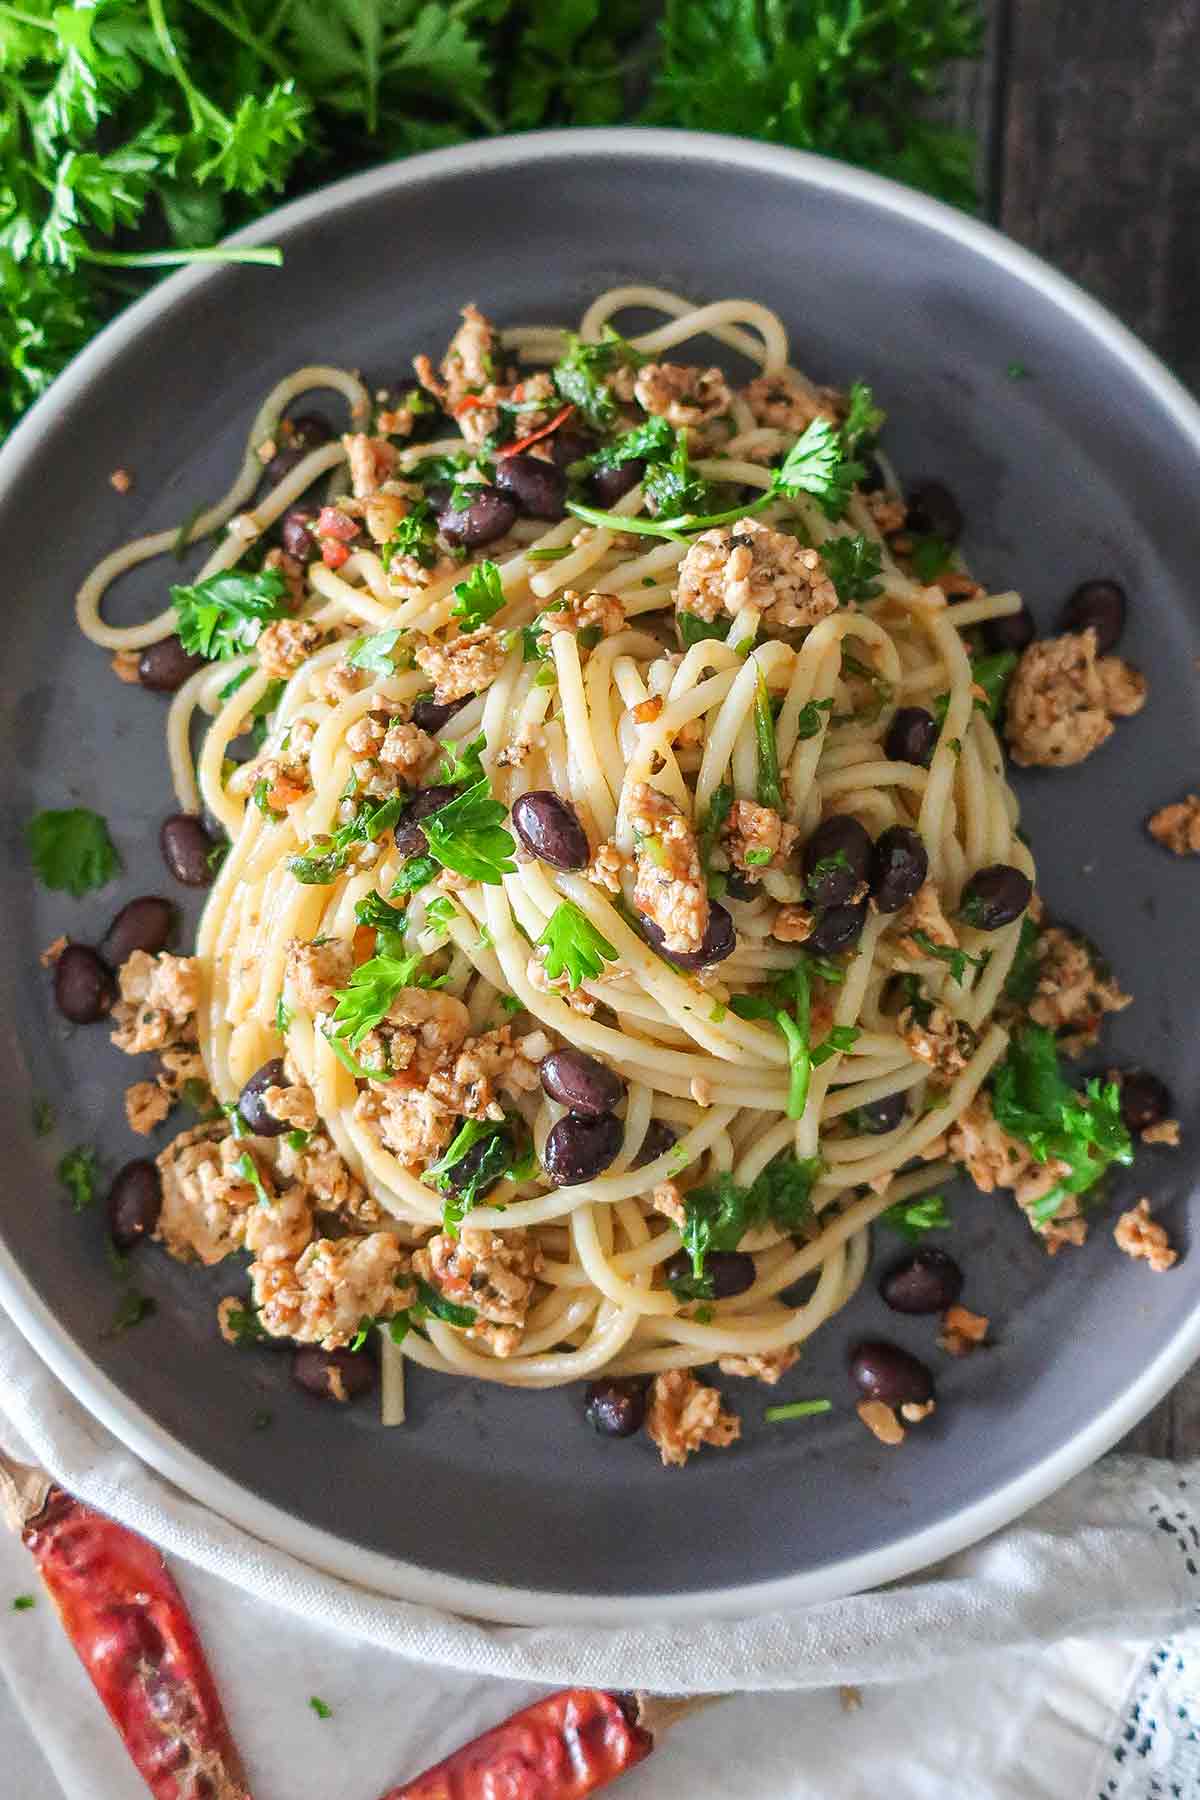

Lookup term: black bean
[393,783,458,857]
[495,453,567,521]
[280,505,320,562]
[540,1048,625,1117]
[511,791,590,870]
[543,1111,623,1185]
[724,871,762,901]
[137,637,207,694]
[884,707,938,768]
[905,480,962,544]
[634,1120,678,1168]
[98,896,176,971]
[590,460,644,505]
[640,902,736,969]
[108,1160,162,1250]
[1116,1069,1171,1135]
[982,607,1036,653]
[411,694,469,734]
[238,1059,289,1137]
[160,814,215,887]
[291,1346,376,1403]
[960,863,1032,930]
[803,815,872,907]
[805,901,868,956]
[879,1248,964,1315]
[287,413,333,451]
[585,1377,647,1438]
[1059,579,1126,652]
[870,826,929,914]
[423,479,453,511]
[551,427,598,470]
[849,1091,908,1135]
[849,1340,935,1406]
[437,484,517,549]
[663,1248,756,1299]
[54,944,115,1024]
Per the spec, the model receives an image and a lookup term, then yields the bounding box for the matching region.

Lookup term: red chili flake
[498,404,576,461]
[322,540,351,571]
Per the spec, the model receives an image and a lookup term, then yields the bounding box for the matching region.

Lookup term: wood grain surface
[941,0,1200,1452]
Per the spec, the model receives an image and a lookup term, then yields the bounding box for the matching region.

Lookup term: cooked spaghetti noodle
[77,287,1087,1457]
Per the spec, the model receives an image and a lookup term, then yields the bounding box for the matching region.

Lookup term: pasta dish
[67,287,1168,1465]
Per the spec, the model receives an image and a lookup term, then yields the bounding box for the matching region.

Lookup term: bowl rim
[3,125,1199,1628]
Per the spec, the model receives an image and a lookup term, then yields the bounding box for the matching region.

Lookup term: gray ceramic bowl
[1,130,1197,1627]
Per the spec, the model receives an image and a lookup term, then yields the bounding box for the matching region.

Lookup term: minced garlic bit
[1113,1199,1178,1272]
[856,1400,905,1446]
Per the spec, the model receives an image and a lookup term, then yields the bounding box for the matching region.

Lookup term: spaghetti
[77,289,1064,1454]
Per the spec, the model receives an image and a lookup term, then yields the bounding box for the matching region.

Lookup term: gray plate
[1,132,1198,1626]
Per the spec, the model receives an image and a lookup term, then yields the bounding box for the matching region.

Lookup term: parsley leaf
[909,929,985,985]
[308,1696,333,1720]
[381,500,438,570]
[172,569,290,661]
[642,427,711,517]
[821,532,883,603]
[678,1154,821,1285]
[31,1096,55,1137]
[794,696,835,740]
[990,1025,1133,1225]
[426,1117,530,1233]
[235,1150,273,1206]
[909,535,953,583]
[105,1288,156,1336]
[354,890,408,956]
[437,733,487,786]
[698,780,734,893]
[932,651,1018,727]
[882,1191,951,1239]
[330,949,442,1049]
[583,412,676,474]
[678,611,732,649]
[27,807,120,897]
[450,560,506,630]
[420,779,517,884]
[754,669,783,810]
[552,326,644,430]
[413,1277,476,1329]
[347,629,406,674]
[11,1595,35,1612]
[58,1146,98,1212]
[536,902,618,989]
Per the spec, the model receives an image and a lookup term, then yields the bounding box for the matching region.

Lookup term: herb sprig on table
[0,1,981,438]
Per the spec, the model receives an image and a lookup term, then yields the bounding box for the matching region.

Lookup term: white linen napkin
[2,1305,1199,1797]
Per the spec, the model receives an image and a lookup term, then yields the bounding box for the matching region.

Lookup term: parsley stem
[764,1399,832,1422]
[0,4,54,29]
[185,0,292,76]
[754,668,783,810]
[82,246,284,269]
[777,956,812,1121]
[566,489,776,544]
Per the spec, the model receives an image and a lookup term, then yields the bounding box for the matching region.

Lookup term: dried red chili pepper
[497,404,577,460]
[1,1455,250,1800]
[380,1687,654,1799]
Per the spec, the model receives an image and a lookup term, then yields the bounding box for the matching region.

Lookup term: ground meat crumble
[1147,794,1200,856]
[414,626,508,705]
[1004,629,1146,768]
[898,1002,972,1080]
[677,517,838,632]
[740,372,840,434]
[1113,1199,1178,1272]
[722,800,798,875]
[629,781,709,955]
[718,1347,798,1385]
[634,363,732,433]
[412,1227,543,1358]
[645,1369,740,1467]
[253,1233,414,1345]
[110,951,201,1056]
[1026,925,1131,1054]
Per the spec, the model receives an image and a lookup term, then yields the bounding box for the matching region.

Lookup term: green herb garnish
[450,560,506,630]
[990,1026,1133,1225]
[27,807,120,897]
[172,569,289,661]
[754,669,783,810]
[678,1154,821,1285]
[346,628,406,674]
[764,1399,832,1422]
[58,1146,97,1211]
[909,929,985,985]
[882,1191,951,1239]
[288,793,406,885]
[821,532,883,603]
[536,902,618,990]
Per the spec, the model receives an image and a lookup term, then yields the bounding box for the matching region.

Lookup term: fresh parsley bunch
[0,4,981,440]
[990,1025,1134,1226]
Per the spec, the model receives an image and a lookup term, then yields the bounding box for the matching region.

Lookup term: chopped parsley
[764,1399,833,1423]
[390,1277,478,1337]
[354,889,409,955]
[730,959,821,1119]
[908,535,953,584]
[420,779,517,884]
[171,568,289,661]
[882,1192,951,1239]
[641,426,711,518]
[551,326,645,430]
[990,1026,1132,1225]
[288,793,407,885]
[579,412,675,475]
[11,1595,35,1612]
[932,650,1018,726]
[794,696,835,740]
[678,611,732,649]
[437,732,487,787]
[27,807,120,897]
[1003,915,1041,1006]
[105,1289,156,1336]
[330,948,443,1050]
[58,1145,97,1211]
[234,1150,273,1207]
[821,532,883,603]
[909,929,985,985]
[31,1096,54,1137]
[309,1696,333,1720]
[1006,361,1031,381]
[223,1300,268,1346]
[426,1117,533,1234]
[678,1154,821,1286]
[275,993,293,1035]
[754,669,783,810]
[450,559,506,630]
[346,628,406,674]
[381,500,438,569]
[536,902,619,989]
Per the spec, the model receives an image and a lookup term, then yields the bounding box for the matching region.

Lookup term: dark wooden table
[940,0,1200,1454]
